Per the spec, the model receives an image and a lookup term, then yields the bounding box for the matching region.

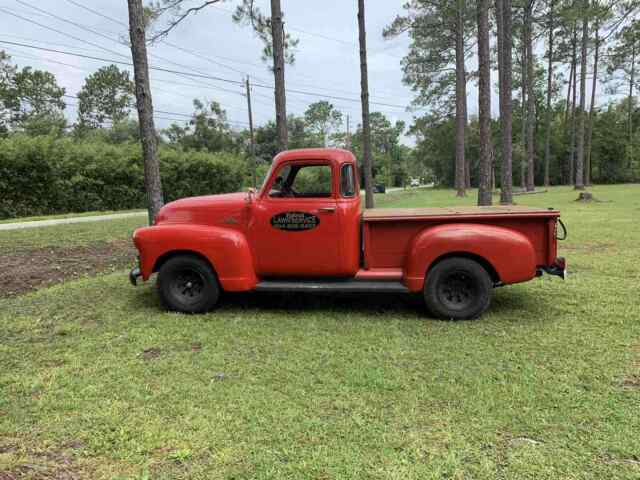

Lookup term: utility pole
[346,114,351,150]
[245,76,257,189]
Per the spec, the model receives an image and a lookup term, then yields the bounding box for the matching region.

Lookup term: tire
[157,254,220,314]
[424,257,492,320]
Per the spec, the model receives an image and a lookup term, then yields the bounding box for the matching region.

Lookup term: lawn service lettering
[271,211,320,232]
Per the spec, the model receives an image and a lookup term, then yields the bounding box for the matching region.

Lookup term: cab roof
[273,148,356,167]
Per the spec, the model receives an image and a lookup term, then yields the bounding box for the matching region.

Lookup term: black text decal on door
[271,212,320,232]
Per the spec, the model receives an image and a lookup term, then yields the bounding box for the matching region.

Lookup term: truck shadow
[221,291,427,317]
[134,281,534,321]
[218,289,532,319]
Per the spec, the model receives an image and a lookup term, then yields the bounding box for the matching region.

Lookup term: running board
[254,279,410,294]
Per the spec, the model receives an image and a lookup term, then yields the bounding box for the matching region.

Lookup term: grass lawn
[1,185,639,479]
[0,209,146,225]
[0,215,147,253]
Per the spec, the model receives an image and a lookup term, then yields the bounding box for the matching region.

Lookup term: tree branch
[150,0,222,42]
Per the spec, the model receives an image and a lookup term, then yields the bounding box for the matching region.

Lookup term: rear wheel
[157,255,220,314]
[424,257,492,320]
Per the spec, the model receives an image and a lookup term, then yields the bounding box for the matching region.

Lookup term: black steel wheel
[158,254,220,314]
[424,257,492,320]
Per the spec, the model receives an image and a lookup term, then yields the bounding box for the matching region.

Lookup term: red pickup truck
[130,148,566,320]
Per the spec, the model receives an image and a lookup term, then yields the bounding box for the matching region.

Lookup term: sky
[0,0,421,140]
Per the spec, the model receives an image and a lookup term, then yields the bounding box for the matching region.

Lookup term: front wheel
[157,255,220,314]
[424,257,492,320]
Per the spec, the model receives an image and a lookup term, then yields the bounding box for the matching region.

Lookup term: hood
[155,192,248,226]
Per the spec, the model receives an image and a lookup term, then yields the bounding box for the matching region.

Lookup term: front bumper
[129,266,142,286]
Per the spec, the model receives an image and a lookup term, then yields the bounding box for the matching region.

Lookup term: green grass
[0,215,148,253]
[0,209,146,224]
[1,185,639,479]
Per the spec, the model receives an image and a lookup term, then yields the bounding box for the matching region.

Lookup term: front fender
[133,224,257,292]
[404,223,537,292]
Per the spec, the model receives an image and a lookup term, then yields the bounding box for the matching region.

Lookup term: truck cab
[249,149,361,277]
[131,148,566,320]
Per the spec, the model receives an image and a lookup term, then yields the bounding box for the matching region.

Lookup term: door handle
[318,207,336,213]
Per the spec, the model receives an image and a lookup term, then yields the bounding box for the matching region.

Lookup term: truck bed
[362,205,560,271]
[364,205,559,222]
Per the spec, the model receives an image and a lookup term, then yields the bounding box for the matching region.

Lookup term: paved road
[0,211,147,231]
[363,185,433,194]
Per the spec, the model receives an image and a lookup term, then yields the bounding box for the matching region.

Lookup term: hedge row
[0,135,246,219]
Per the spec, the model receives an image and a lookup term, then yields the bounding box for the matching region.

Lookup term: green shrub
[0,135,245,219]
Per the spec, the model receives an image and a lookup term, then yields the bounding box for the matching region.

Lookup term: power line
[0,7,130,60]
[0,39,243,85]
[0,34,120,56]
[4,47,260,119]
[61,0,272,84]
[62,98,251,128]
[211,3,404,58]
[59,0,408,102]
[14,0,131,51]
[6,45,267,123]
[60,0,407,101]
[69,94,247,125]
[0,40,409,110]
[13,0,263,91]
[212,3,358,48]
[8,45,403,123]
[63,0,127,28]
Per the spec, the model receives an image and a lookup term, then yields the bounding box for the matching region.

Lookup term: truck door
[251,161,342,276]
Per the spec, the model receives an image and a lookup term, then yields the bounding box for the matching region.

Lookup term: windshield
[259,163,275,193]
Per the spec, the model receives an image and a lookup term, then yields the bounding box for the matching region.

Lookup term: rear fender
[133,224,257,292]
[404,223,536,292]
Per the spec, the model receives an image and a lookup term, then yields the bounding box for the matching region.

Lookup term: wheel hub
[438,271,476,311]
[171,270,205,302]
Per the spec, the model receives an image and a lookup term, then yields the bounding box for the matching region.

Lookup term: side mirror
[246,187,256,204]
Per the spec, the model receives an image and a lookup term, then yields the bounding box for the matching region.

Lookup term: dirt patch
[0,444,88,480]
[622,376,640,389]
[509,437,542,447]
[0,444,18,454]
[561,242,616,253]
[0,240,136,298]
[621,345,640,389]
[140,348,162,361]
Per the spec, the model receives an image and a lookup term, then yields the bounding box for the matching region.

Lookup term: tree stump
[576,192,594,202]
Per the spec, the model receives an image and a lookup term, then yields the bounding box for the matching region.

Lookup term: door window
[269,164,332,198]
[341,164,356,197]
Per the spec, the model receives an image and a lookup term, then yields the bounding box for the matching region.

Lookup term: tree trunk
[477,0,493,206]
[543,0,554,187]
[585,21,599,187]
[520,27,527,191]
[127,0,163,224]
[628,41,635,171]
[525,1,535,192]
[358,0,374,209]
[569,24,577,185]
[564,59,574,127]
[491,143,496,191]
[271,0,288,152]
[575,4,588,190]
[463,76,471,189]
[455,0,467,197]
[463,80,471,188]
[500,0,514,204]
